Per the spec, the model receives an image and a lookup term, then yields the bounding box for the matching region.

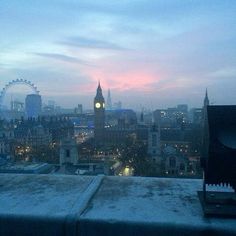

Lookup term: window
[169,157,176,168]
[180,163,185,171]
[152,134,157,147]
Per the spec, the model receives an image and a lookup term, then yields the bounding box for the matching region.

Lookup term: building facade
[147,123,161,163]
[59,137,78,165]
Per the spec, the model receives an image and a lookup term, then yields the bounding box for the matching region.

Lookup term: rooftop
[0,174,235,236]
[0,163,54,174]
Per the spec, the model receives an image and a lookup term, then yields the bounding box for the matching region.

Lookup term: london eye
[0,79,40,111]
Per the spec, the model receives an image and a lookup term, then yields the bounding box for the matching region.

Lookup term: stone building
[162,146,188,176]
[94,82,105,146]
[60,137,78,165]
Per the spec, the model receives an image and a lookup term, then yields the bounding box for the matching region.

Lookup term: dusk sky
[0,0,236,110]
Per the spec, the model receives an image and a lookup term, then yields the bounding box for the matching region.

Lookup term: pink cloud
[81,56,163,94]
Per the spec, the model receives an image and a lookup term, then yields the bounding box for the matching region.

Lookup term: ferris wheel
[0,79,40,110]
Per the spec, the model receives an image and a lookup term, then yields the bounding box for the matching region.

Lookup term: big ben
[94,82,105,145]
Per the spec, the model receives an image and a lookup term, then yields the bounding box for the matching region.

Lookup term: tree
[120,134,156,176]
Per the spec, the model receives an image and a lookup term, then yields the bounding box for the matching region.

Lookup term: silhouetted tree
[120,135,156,176]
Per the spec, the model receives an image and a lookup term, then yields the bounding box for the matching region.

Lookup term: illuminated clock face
[95,102,101,108]
[103,103,105,108]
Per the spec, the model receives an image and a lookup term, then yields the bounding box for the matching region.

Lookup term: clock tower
[94,82,105,145]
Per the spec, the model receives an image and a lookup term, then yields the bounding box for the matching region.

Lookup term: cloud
[207,68,236,79]
[59,36,127,50]
[1,0,236,109]
[33,52,92,66]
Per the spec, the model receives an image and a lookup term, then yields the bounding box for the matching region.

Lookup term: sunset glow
[0,1,236,109]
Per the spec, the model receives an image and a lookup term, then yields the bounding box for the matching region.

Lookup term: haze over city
[1,0,236,109]
[1,2,236,233]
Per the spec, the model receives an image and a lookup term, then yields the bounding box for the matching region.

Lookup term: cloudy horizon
[1,0,236,110]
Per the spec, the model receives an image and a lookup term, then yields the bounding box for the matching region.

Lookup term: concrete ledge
[0,214,65,236]
[0,174,235,236]
[79,219,236,236]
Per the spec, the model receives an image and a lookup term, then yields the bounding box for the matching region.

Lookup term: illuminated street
[119,166,134,176]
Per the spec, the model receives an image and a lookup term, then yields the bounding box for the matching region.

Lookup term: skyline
[1,0,236,109]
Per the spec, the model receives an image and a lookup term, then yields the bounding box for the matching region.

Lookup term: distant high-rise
[106,89,112,110]
[94,82,105,145]
[75,104,83,114]
[25,94,42,118]
[177,104,188,113]
[114,101,122,110]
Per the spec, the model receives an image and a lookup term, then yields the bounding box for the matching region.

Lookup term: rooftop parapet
[0,174,235,236]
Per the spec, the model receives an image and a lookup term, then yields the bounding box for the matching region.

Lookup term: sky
[0,0,236,110]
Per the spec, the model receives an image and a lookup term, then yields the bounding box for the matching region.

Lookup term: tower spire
[205,88,208,99]
[95,80,103,99]
[94,81,105,146]
[204,88,209,107]
[140,108,144,123]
